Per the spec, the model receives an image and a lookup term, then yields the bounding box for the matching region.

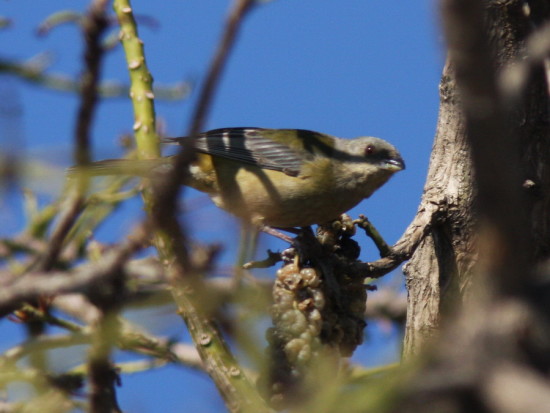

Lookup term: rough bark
[391,1,550,412]
[403,0,550,358]
[403,62,476,357]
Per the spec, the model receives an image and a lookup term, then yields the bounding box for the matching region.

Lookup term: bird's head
[332,136,405,196]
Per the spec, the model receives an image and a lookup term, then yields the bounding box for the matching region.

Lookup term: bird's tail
[160,137,184,145]
[67,158,172,178]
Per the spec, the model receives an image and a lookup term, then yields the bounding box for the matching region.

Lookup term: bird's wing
[163,128,328,177]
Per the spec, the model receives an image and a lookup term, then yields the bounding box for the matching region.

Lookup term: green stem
[112,0,159,160]
[112,2,270,411]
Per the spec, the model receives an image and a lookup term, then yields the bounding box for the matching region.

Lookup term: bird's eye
[365,145,376,156]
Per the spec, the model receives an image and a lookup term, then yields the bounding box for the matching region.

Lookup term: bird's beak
[384,157,406,171]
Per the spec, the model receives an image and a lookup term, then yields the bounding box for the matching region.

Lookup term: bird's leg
[275,227,301,235]
[244,226,302,269]
[259,225,296,243]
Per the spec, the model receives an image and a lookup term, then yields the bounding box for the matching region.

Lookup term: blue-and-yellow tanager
[80,127,405,228]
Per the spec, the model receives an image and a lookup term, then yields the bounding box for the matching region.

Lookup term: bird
[79,127,405,231]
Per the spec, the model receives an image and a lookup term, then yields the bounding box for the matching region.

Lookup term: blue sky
[1,1,443,411]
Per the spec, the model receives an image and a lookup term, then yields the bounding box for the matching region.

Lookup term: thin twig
[0,57,190,99]
[1,333,91,367]
[243,250,282,269]
[352,200,439,279]
[0,225,147,316]
[88,312,122,413]
[25,0,109,275]
[355,215,392,257]
[159,0,258,259]
[75,0,108,168]
[188,0,255,137]
[27,193,85,272]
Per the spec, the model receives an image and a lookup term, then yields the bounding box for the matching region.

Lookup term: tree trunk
[393,1,550,411]
[403,59,476,357]
[403,0,550,358]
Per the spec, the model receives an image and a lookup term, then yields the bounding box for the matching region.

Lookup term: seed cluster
[261,262,323,406]
[260,217,369,407]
